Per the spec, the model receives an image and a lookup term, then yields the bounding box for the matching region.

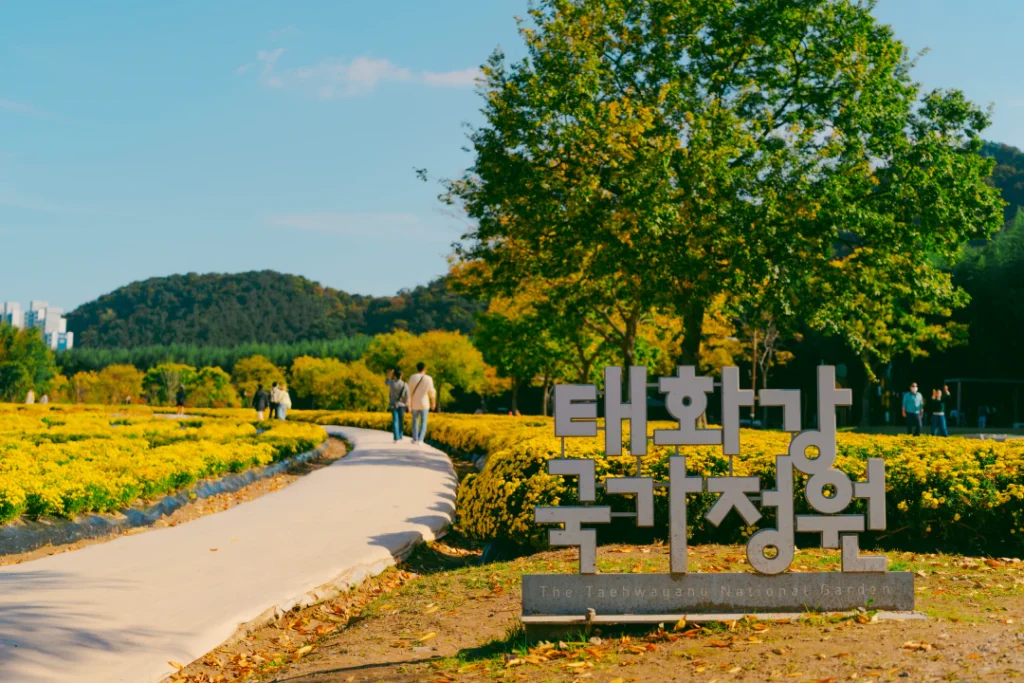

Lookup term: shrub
[303,411,1024,555]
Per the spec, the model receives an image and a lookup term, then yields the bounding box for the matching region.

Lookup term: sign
[523,366,913,619]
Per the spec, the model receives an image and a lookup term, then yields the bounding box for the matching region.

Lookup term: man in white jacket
[407,362,437,445]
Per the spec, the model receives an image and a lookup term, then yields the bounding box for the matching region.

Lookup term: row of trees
[57,337,370,375]
[1,325,497,413]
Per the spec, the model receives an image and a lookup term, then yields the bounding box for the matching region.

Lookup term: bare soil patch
[170,538,1024,683]
[1,437,347,567]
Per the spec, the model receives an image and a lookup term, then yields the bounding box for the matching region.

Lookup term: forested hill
[66,271,482,348]
[983,141,1024,224]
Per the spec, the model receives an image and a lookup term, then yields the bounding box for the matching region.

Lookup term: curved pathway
[0,426,457,683]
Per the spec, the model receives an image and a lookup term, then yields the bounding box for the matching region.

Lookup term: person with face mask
[901,381,924,436]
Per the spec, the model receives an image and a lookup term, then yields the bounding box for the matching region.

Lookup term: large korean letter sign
[522,366,913,618]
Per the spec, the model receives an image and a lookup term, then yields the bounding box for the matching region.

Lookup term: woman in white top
[277,385,292,420]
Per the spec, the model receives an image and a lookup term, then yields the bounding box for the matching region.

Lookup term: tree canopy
[444,0,1004,379]
[66,271,483,348]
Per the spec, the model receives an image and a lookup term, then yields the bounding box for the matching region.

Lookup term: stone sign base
[520,609,926,639]
[522,572,914,618]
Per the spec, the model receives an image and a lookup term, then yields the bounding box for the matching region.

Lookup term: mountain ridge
[67,270,481,348]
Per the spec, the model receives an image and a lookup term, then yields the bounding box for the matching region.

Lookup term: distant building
[1,300,74,350]
[1,302,23,329]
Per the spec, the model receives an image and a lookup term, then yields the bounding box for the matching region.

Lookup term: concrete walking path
[0,426,457,683]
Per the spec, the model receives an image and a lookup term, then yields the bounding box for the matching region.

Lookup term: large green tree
[0,324,58,400]
[444,0,1003,372]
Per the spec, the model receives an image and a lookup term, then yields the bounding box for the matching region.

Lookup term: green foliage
[366,330,487,407]
[65,271,483,349]
[231,355,285,400]
[0,362,31,402]
[444,0,1004,377]
[0,324,58,399]
[363,331,417,375]
[142,362,198,406]
[982,141,1024,224]
[953,208,1024,380]
[92,364,144,404]
[57,337,370,375]
[189,367,241,408]
[289,357,387,411]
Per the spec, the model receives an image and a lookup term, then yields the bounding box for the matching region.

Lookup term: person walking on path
[385,369,410,442]
[175,386,187,416]
[269,383,281,421]
[902,381,924,436]
[928,385,951,437]
[25,389,34,405]
[252,384,270,420]
[277,384,292,420]
[407,362,436,445]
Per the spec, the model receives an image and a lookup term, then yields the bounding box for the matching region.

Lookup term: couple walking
[386,363,436,444]
[252,382,291,421]
[902,382,951,437]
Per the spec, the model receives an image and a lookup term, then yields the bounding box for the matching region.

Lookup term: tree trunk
[620,308,642,368]
[511,380,519,415]
[678,301,707,427]
[677,301,706,367]
[541,375,551,417]
[860,376,875,429]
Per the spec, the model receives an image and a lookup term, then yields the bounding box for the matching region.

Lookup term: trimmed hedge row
[303,411,1024,554]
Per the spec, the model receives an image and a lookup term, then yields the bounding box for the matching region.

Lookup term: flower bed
[0,405,325,523]
[301,411,1024,555]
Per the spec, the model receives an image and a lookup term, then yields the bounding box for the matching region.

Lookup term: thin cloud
[269,25,299,42]
[0,99,41,116]
[422,68,483,88]
[238,51,480,98]
[268,212,454,243]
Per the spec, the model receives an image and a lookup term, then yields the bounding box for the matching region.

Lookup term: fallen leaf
[709,640,730,648]
[423,604,440,615]
[209,548,218,552]
[751,623,770,632]
[168,661,184,670]
[673,617,688,632]
[295,645,313,656]
[418,632,437,642]
[729,666,742,673]
[903,641,933,652]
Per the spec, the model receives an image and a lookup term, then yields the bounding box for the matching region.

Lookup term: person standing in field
[407,362,436,445]
[928,385,951,437]
[252,384,270,420]
[25,389,35,404]
[277,384,292,420]
[901,381,923,436]
[269,382,281,421]
[385,368,410,442]
[175,386,186,416]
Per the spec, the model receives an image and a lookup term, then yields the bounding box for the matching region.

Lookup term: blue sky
[2,0,1022,311]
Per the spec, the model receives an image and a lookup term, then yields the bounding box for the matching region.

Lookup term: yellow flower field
[298,411,1024,554]
[0,404,325,523]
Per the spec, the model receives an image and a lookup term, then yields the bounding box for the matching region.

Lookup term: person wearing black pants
[901,381,923,436]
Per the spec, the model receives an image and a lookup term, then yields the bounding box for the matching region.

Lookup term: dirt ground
[169,536,1024,683]
[0,437,347,566]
